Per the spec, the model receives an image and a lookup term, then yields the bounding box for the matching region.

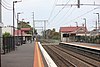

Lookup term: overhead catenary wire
[61,7,77,26]
[55,7,75,27]
[48,0,58,21]
[69,7,100,22]
[58,6,100,28]
[49,0,76,27]
[49,6,72,27]
[55,0,76,26]
[49,0,71,23]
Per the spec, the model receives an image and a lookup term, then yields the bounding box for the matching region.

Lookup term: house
[60,26,87,42]
[89,29,100,36]
[15,28,32,43]
[2,26,32,36]
[15,28,32,36]
[2,26,32,44]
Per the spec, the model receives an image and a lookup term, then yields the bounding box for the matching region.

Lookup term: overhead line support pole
[94,13,100,35]
[83,18,87,42]
[32,12,35,41]
[97,13,100,30]
[0,0,2,54]
[34,20,48,39]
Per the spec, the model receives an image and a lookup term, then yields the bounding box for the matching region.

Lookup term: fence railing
[2,37,15,54]
[75,36,100,44]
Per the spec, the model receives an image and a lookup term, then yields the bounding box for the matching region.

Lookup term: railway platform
[1,41,56,67]
[1,42,34,67]
[61,42,100,50]
[1,41,100,67]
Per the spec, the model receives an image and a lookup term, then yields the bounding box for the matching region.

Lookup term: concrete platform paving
[1,42,34,67]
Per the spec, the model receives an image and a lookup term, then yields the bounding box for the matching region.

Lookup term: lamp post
[17,12,23,35]
[17,13,21,28]
[13,1,18,50]
[94,13,100,36]
[32,12,35,41]
[83,18,87,42]
[13,1,22,50]
[44,21,46,39]
[94,13,100,30]
[13,1,17,37]
[17,13,21,36]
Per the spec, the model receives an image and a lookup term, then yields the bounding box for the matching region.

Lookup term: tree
[52,28,55,32]
[3,32,11,37]
[18,21,31,29]
[18,21,33,34]
[45,28,60,40]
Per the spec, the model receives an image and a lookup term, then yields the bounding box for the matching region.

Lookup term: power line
[49,7,100,28]
[2,1,12,8]
[0,2,12,11]
[54,0,76,25]
[48,0,76,27]
[61,7,77,26]
[48,0,58,21]
[69,7,100,22]
[55,6,75,27]
[50,6,72,27]
[3,0,11,6]
[49,0,71,23]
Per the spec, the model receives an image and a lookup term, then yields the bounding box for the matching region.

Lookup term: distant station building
[15,28,32,43]
[60,26,87,42]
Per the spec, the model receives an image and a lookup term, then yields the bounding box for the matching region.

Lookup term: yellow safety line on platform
[33,41,44,67]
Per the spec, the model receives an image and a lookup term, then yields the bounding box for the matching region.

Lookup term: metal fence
[2,37,15,54]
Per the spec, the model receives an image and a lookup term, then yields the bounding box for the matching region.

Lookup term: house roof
[60,26,87,33]
[14,30,32,36]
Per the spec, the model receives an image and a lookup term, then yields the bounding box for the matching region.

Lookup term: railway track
[59,44,100,62]
[43,45,100,67]
[43,46,76,67]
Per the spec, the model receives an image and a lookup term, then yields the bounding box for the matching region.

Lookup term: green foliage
[3,32,11,37]
[18,21,33,34]
[45,28,60,40]
[18,21,31,29]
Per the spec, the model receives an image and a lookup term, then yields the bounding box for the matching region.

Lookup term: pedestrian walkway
[1,42,34,67]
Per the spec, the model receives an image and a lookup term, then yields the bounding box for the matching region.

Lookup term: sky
[2,0,100,33]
